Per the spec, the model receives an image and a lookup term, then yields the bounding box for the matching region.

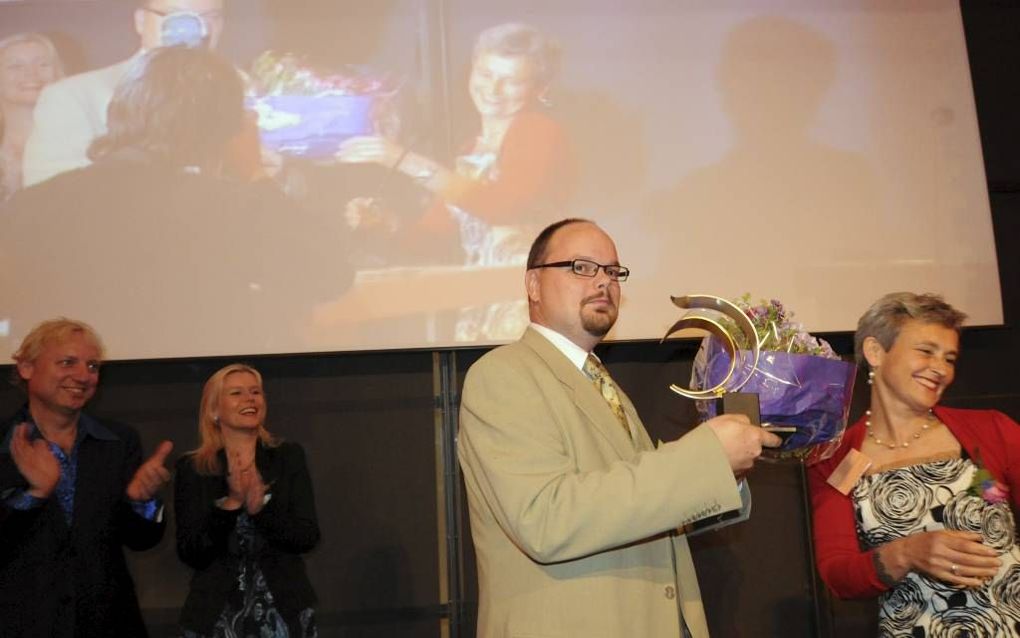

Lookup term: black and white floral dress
[853,456,1020,637]
[181,513,317,638]
[448,149,531,342]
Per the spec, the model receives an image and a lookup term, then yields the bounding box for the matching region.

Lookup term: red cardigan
[808,406,1020,599]
[418,109,576,234]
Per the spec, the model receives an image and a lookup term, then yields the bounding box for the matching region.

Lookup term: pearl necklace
[865,409,934,449]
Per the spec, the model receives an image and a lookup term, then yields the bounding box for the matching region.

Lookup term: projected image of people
[175,363,320,638]
[0,45,352,358]
[22,0,226,187]
[809,293,1020,635]
[0,2,1003,357]
[0,32,62,201]
[336,22,576,341]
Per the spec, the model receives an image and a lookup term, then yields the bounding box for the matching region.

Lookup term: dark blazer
[0,409,165,638]
[174,440,320,632]
[0,152,354,359]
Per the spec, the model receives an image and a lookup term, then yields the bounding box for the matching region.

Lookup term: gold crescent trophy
[662,294,798,453]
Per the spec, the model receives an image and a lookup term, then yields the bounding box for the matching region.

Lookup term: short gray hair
[854,292,966,364]
[473,22,561,88]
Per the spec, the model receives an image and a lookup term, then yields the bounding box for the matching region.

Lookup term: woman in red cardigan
[338,21,574,247]
[338,22,576,340]
[809,292,1020,636]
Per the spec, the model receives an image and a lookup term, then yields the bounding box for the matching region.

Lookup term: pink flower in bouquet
[982,480,1010,504]
[726,294,841,360]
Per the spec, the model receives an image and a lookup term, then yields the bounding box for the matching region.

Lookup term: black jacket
[0,152,354,359]
[0,408,164,638]
[174,440,320,631]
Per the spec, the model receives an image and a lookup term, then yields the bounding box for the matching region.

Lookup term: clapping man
[0,318,173,637]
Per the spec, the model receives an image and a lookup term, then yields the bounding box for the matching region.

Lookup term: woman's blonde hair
[0,32,64,138]
[190,363,278,475]
[10,317,104,389]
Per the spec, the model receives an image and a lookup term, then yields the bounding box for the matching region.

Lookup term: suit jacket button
[664,585,676,600]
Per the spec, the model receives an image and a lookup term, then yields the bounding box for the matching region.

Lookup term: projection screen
[0,0,1002,359]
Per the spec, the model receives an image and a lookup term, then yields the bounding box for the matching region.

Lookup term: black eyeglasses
[530,259,630,282]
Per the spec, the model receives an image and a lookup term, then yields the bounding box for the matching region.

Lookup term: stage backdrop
[0,0,1004,359]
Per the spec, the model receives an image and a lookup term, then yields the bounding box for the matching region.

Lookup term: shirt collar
[529,323,593,372]
[76,412,119,442]
[3,405,118,447]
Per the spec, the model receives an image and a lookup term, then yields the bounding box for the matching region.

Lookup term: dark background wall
[1,2,1018,637]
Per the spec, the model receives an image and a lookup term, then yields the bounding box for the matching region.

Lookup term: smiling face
[0,40,59,108]
[214,371,265,432]
[526,221,621,351]
[17,332,101,420]
[469,52,541,122]
[865,319,958,414]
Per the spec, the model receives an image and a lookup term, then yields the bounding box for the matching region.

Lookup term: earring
[867,370,875,385]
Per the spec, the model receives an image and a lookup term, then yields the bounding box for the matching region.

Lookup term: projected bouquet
[247,51,397,159]
[690,295,856,464]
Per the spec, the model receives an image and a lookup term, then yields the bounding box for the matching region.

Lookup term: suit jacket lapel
[521,328,636,458]
[618,391,655,452]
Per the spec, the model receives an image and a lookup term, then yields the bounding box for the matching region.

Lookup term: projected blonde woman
[0,32,62,201]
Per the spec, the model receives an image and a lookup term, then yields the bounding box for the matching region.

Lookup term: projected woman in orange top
[0,33,62,201]
[338,22,576,271]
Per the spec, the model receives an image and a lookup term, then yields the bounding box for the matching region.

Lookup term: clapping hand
[125,440,173,501]
[9,423,60,498]
[225,449,268,515]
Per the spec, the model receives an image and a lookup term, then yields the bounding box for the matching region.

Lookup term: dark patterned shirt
[2,408,160,521]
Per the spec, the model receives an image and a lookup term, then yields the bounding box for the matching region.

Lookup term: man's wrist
[4,488,46,511]
[26,486,55,499]
[129,497,163,522]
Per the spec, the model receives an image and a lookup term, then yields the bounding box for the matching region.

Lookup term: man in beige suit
[458,218,781,637]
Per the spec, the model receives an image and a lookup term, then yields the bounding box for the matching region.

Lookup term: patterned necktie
[583,354,631,436]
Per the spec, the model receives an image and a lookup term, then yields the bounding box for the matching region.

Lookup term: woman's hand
[877,529,1002,587]
[336,136,404,167]
[222,449,254,510]
[223,448,268,515]
[242,469,268,516]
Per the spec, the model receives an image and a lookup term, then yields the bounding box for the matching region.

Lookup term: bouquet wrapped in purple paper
[691,296,856,464]
[246,51,398,158]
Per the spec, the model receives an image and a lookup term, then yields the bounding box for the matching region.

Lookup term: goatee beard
[582,311,615,338]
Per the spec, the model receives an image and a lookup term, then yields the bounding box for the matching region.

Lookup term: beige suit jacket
[458,327,742,638]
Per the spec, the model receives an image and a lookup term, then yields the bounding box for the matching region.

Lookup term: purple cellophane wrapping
[247,94,375,158]
[693,336,856,464]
